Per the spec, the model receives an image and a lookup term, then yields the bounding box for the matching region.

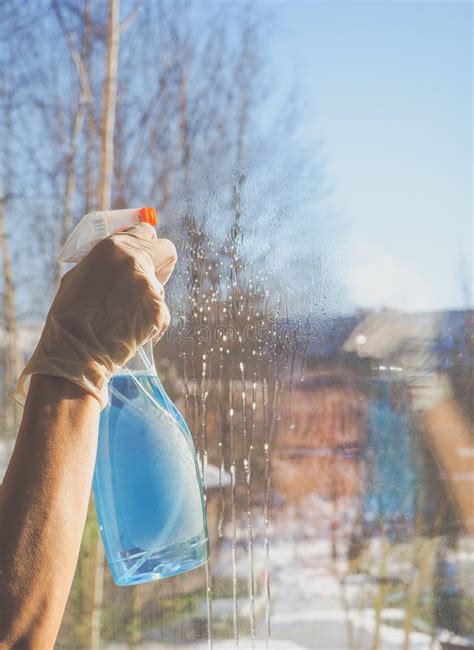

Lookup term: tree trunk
[0,83,21,438]
[0,198,20,438]
[54,101,86,286]
[90,538,105,650]
[98,0,120,211]
[84,0,95,215]
[91,1,121,646]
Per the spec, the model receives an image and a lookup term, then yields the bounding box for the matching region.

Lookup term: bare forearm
[0,375,100,648]
[421,399,474,536]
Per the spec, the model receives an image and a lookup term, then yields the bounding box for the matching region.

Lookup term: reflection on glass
[266,310,473,650]
[0,0,471,648]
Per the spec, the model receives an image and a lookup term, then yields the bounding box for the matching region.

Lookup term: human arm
[0,223,177,647]
[420,399,474,535]
[0,376,99,648]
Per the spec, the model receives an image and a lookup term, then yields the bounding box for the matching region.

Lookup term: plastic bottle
[58,208,209,586]
[59,206,158,263]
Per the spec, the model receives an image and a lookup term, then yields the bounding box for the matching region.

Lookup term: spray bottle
[58,207,209,586]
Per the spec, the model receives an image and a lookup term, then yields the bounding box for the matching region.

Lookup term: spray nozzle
[58,206,157,263]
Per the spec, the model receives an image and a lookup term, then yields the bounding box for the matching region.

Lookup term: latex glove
[15,223,177,409]
[343,308,452,411]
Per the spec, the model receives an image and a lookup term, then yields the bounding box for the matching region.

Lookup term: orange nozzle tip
[139,206,157,227]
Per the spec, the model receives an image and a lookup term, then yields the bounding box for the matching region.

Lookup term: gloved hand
[15,223,177,409]
[343,308,452,411]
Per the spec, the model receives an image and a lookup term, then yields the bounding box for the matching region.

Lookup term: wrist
[30,373,97,399]
[15,340,112,410]
[26,374,101,412]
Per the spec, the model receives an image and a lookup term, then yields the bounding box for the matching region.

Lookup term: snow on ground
[105,642,307,650]
[188,641,307,649]
[224,505,444,649]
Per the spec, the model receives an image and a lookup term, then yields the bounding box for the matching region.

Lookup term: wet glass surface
[0,1,472,648]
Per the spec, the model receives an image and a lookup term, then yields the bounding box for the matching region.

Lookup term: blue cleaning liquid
[93,373,209,586]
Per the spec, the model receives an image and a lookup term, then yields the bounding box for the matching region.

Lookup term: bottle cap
[139,206,157,226]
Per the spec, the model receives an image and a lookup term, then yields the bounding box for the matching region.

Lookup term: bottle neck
[122,340,157,375]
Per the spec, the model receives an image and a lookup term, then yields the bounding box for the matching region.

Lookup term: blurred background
[0,1,472,648]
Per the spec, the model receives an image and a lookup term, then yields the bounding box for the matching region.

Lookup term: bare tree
[2,2,320,644]
[0,196,20,437]
[52,0,94,284]
[97,0,120,211]
[91,3,121,646]
[0,10,26,438]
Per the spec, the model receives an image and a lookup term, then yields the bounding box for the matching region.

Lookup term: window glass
[0,1,472,648]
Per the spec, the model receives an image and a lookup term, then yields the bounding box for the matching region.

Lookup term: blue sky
[269,0,472,312]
